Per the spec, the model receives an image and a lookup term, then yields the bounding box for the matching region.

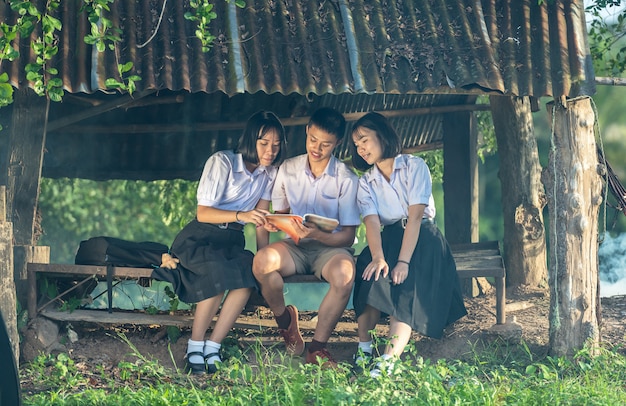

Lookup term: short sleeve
[407,158,432,206]
[336,170,361,226]
[196,153,231,206]
[356,177,378,218]
[271,164,290,212]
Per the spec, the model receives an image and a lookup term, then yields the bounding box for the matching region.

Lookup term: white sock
[204,340,222,365]
[187,339,205,364]
[358,340,373,355]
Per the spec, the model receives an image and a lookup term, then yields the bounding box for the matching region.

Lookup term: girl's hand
[391,262,409,285]
[160,253,179,269]
[238,208,270,227]
[362,257,389,281]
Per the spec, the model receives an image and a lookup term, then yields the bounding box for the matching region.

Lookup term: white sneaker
[369,357,396,378]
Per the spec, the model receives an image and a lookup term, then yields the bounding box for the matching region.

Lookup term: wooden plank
[28,263,154,279]
[40,309,358,333]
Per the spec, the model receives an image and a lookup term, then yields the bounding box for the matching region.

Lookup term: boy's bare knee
[326,260,355,291]
[253,248,280,277]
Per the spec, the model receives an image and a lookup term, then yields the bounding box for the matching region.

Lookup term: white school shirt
[357,154,436,226]
[272,154,361,230]
[196,150,277,217]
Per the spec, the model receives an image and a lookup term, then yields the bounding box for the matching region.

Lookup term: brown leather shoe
[305,347,338,368]
[279,305,305,356]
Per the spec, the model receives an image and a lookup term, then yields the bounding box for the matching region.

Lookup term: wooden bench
[27,241,505,327]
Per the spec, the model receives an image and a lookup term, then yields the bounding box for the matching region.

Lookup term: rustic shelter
[1,0,598,360]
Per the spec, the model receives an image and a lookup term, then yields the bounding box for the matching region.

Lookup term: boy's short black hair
[350,112,402,171]
[237,111,287,166]
[307,107,346,142]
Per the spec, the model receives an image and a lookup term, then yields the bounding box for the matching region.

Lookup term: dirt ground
[20,287,626,374]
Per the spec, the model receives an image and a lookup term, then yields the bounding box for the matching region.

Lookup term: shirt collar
[305,154,337,178]
[365,155,405,185]
[233,152,270,176]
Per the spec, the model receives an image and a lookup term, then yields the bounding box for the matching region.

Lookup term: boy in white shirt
[253,107,360,367]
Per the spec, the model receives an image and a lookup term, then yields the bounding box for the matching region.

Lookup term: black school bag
[75,236,169,268]
[74,237,170,313]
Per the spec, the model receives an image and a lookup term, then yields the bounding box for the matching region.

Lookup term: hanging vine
[0,0,241,113]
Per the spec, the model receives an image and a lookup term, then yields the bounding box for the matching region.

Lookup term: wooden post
[543,96,601,356]
[4,88,49,309]
[0,185,19,364]
[443,110,480,296]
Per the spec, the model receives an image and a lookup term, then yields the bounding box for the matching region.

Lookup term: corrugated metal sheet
[0,0,595,98]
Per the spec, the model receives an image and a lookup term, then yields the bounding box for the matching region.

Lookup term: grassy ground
[20,333,626,406]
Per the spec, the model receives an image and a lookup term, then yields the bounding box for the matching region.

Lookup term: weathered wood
[39,309,359,334]
[544,97,601,356]
[491,95,548,288]
[0,185,5,222]
[28,241,506,325]
[53,104,492,134]
[5,88,48,246]
[14,245,50,309]
[442,109,481,297]
[0,201,18,364]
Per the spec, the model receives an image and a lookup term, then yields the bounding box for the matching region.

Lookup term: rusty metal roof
[0,0,596,181]
[1,0,595,98]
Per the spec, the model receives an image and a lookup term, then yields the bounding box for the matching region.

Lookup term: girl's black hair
[237,111,287,165]
[350,112,402,171]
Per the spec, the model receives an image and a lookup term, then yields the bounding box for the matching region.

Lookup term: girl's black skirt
[151,219,256,304]
[354,219,467,339]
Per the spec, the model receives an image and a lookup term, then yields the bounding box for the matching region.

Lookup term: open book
[265,213,339,244]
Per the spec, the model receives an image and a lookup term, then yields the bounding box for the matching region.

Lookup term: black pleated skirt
[354,220,467,339]
[151,219,256,304]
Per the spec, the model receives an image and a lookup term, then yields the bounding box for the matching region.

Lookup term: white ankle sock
[187,339,205,364]
[204,340,222,365]
[358,340,373,355]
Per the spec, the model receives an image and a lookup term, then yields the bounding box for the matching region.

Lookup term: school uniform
[354,154,467,339]
[271,154,360,276]
[151,150,277,303]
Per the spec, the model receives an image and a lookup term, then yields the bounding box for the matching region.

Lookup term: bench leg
[495,276,506,325]
[28,269,37,320]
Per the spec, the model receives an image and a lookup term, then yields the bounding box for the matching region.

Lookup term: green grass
[20,336,626,406]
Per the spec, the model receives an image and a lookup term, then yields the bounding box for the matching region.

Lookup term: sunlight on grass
[20,336,626,405]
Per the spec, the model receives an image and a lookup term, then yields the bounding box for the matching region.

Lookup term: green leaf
[0,83,14,104]
[104,78,123,88]
[119,61,133,73]
[26,71,40,81]
[0,72,8,82]
[48,78,63,87]
[48,88,64,102]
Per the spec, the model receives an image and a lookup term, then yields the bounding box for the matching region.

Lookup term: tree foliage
[37,178,198,263]
[586,0,626,76]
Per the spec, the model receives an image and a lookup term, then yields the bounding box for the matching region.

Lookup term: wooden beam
[595,77,626,86]
[51,104,492,134]
[46,89,156,132]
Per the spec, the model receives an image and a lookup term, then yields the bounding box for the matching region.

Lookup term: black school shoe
[185,351,207,375]
[205,352,220,374]
[351,350,373,375]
